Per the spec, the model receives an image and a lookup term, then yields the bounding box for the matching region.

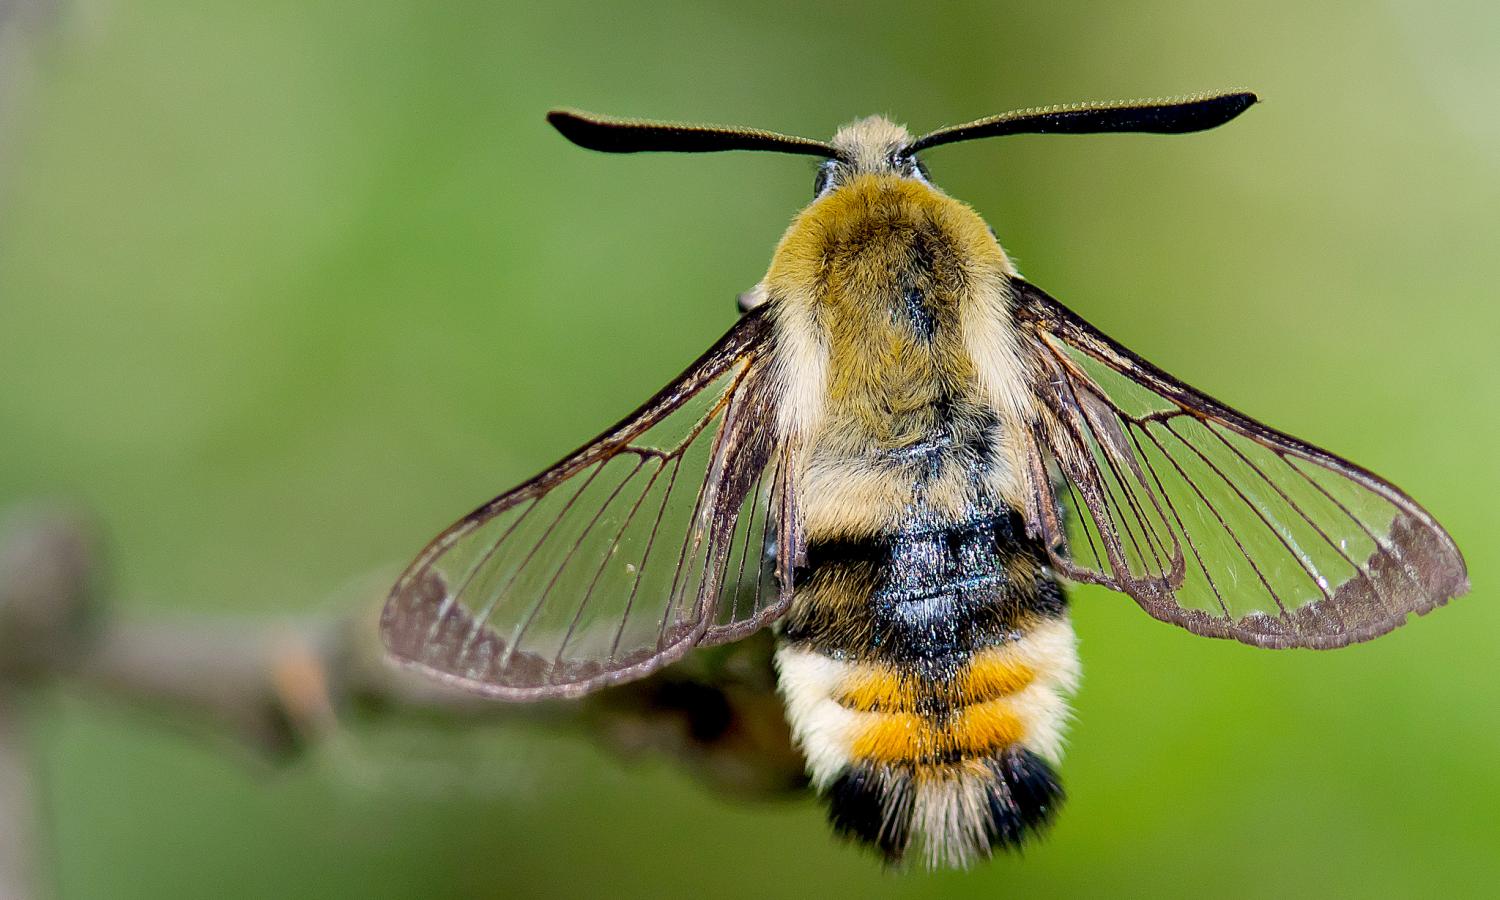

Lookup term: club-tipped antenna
[547,109,837,158]
[905,90,1257,154]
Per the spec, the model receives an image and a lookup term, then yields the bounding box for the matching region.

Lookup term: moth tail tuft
[824,749,1064,868]
[983,748,1065,852]
[826,764,913,861]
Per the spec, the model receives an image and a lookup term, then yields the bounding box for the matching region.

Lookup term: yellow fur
[835,664,910,712]
[959,650,1038,700]
[948,699,1028,754]
[848,699,1027,765]
[834,652,1037,713]
[849,710,929,763]
[765,173,1031,535]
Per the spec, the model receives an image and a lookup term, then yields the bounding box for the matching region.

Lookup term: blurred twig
[0,504,95,900]
[0,690,35,900]
[0,502,806,894]
[66,604,806,795]
[0,0,61,173]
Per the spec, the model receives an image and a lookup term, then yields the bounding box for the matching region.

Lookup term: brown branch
[0,500,813,899]
[0,501,809,893]
[0,690,36,900]
[0,504,96,900]
[66,606,806,796]
[0,503,806,795]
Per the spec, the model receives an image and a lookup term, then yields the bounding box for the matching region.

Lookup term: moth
[381,91,1469,869]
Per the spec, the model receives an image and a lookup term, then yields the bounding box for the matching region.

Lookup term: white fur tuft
[774,645,858,789]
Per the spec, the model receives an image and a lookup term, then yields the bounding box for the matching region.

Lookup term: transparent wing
[380,308,796,698]
[1012,277,1469,649]
[702,434,801,646]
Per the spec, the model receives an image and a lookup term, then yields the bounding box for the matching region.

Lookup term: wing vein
[610,453,685,663]
[550,458,667,677]
[1126,422,1229,616]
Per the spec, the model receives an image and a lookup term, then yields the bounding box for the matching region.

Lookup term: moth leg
[737,282,769,314]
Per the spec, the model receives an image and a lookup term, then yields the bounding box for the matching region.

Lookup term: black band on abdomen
[781,507,1065,665]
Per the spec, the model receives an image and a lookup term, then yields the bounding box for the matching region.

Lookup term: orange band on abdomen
[848,698,1026,765]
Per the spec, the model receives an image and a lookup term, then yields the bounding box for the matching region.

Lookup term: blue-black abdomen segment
[781,507,1066,668]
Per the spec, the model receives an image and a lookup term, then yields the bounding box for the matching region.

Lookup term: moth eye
[895,153,931,184]
[812,160,838,198]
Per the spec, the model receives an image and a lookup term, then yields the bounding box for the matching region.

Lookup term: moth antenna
[905,90,1258,154]
[547,109,837,158]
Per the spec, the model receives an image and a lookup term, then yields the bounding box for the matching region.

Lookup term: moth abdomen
[777,608,1077,867]
[776,506,1079,868]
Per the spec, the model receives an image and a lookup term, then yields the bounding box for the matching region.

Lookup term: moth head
[548,91,1257,200]
[817,115,927,198]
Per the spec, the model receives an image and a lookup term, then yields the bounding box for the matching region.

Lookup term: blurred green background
[2,1,1497,897]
